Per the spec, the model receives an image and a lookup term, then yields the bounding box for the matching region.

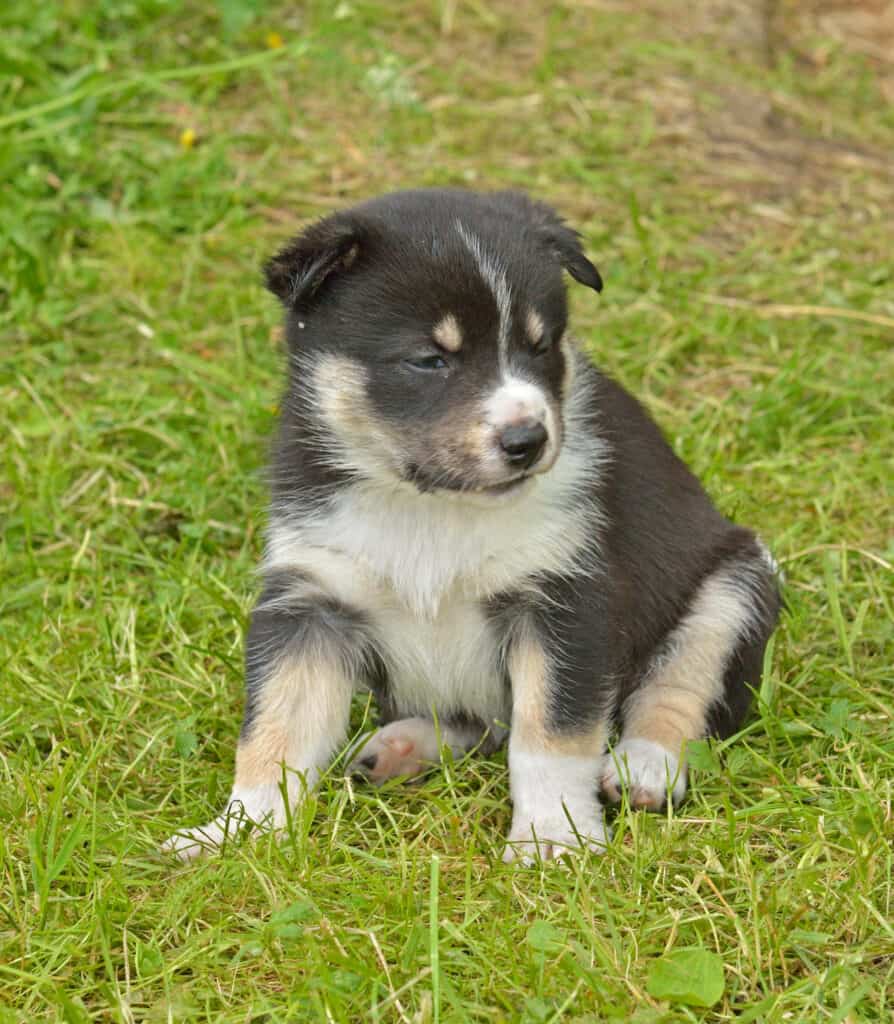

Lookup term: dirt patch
[654,0,894,82]
[609,1,894,213]
[694,1,894,101]
[645,76,893,202]
[774,1,894,96]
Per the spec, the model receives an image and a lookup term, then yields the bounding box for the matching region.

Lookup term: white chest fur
[372,592,508,723]
[264,403,605,721]
[264,519,511,722]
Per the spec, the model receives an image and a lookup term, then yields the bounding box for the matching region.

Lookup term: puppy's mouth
[405,464,532,498]
[477,477,530,497]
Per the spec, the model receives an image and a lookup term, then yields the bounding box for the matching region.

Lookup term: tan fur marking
[234,651,353,789]
[341,243,360,270]
[526,309,545,347]
[235,725,289,788]
[623,686,709,755]
[507,631,549,749]
[560,336,577,398]
[314,355,373,435]
[313,354,403,473]
[622,571,755,756]
[508,629,607,757]
[433,313,463,352]
[441,414,493,465]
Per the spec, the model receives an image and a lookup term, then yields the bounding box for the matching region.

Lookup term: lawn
[2,1,893,1020]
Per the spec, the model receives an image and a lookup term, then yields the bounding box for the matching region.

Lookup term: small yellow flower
[266,31,284,49]
[179,128,196,150]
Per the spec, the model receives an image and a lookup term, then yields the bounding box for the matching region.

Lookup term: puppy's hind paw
[601,738,687,811]
[347,718,441,784]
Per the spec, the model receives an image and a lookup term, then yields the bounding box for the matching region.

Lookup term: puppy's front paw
[161,816,238,861]
[161,784,289,860]
[502,810,609,865]
[601,738,687,810]
[161,805,257,861]
[348,718,441,784]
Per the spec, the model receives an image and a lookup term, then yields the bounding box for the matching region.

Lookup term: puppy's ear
[541,223,603,293]
[263,214,365,310]
[490,192,603,293]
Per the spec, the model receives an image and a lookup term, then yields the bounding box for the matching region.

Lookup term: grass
[2,1,893,1020]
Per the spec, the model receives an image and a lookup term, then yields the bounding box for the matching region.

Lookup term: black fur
[164,189,784,861]
[242,572,376,739]
[481,359,780,742]
[253,188,779,798]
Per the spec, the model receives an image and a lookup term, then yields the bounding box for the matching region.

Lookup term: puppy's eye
[533,327,564,356]
[406,354,449,372]
[528,333,552,358]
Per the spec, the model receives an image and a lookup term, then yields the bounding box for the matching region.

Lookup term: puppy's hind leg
[163,577,370,859]
[602,547,780,811]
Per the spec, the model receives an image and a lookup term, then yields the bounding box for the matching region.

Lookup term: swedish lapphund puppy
[164,189,780,863]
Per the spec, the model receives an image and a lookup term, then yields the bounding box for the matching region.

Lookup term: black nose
[499,421,548,469]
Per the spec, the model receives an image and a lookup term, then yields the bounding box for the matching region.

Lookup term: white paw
[505,749,609,864]
[348,718,441,784]
[161,783,292,860]
[161,807,253,861]
[601,738,687,810]
[502,811,609,864]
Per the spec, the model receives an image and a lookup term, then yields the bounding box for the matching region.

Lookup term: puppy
[164,189,780,862]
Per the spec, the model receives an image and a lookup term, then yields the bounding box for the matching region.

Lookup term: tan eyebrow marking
[433,313,463,352]
[526,309,545,347]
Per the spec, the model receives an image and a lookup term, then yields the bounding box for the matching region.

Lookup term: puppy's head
[265,189,602,499]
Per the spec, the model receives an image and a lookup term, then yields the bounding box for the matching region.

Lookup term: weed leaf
[646,947,725,1008]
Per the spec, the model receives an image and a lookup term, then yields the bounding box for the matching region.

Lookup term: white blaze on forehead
[455,220,512,366]
[433,312,463,352]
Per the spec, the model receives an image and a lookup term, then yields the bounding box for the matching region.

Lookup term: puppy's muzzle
[499,419,548,470]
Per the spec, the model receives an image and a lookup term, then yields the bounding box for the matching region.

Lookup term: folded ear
[540,222,603,293]
[263,214,365,310]
[488,191,603,293]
